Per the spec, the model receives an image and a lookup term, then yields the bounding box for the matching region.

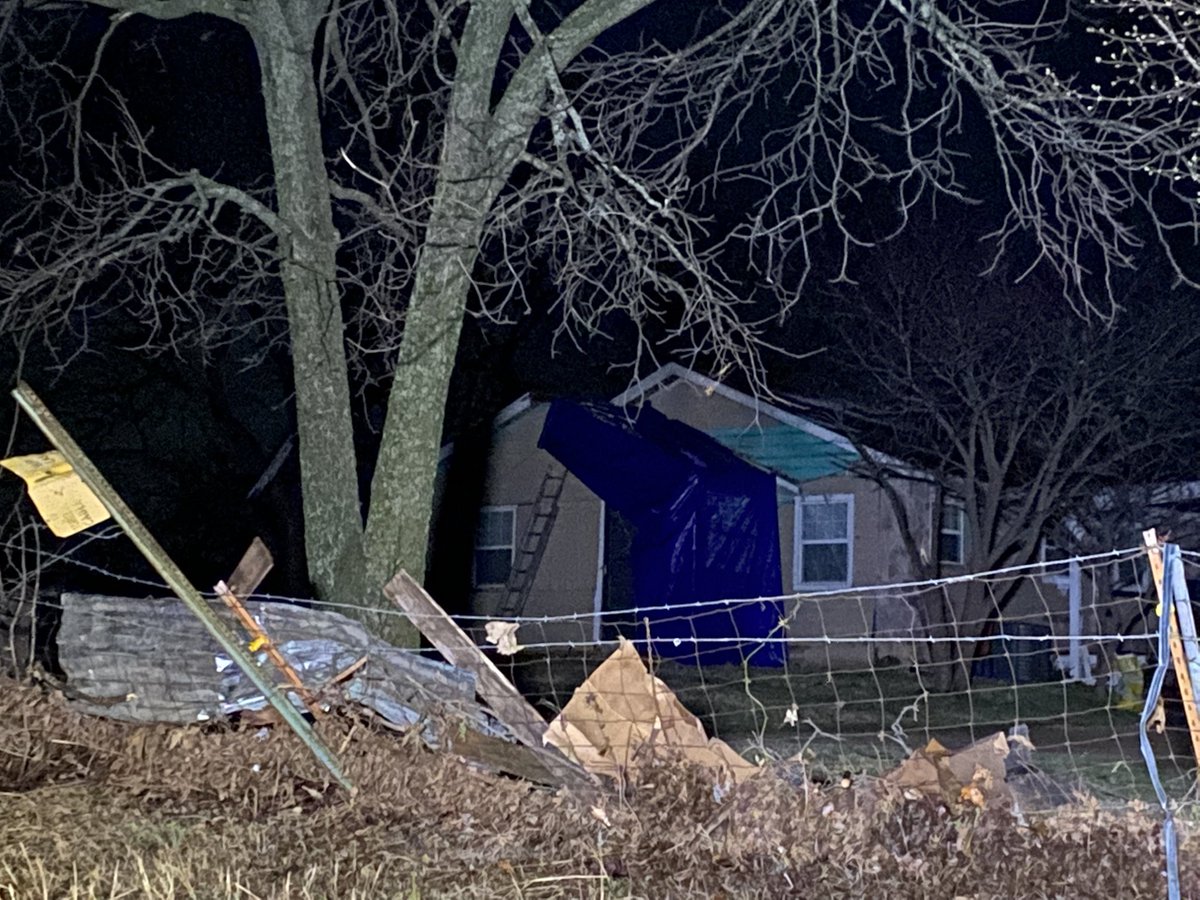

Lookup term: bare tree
[1,1,1197,643]
[1091,0,1200,205]
[788,236,1200,687]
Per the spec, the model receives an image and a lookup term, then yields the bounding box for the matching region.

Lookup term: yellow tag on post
[0,451,111,537]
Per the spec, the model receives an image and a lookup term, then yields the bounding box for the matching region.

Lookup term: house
[448,364,1119,671]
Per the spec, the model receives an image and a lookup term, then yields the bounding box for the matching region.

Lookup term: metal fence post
[11,381,352,791]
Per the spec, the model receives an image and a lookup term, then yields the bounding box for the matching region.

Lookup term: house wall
[469,386,805,646]
[646,378,790,433]
[610,380,956,670]
[464,379,1090,677]
[469,405,600,645]
[784,472,941,669]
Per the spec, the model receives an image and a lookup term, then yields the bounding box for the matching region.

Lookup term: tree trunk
[246,1,586,646]
[251,3,366,612]
[358,1,524,645]
[359,139,501,644]
[360,236,477,645]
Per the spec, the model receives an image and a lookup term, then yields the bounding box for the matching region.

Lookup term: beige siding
[462,381,1091,676]
[1004,577,1070,621]
[648,378,792,433]
[789,473,935,586]
[469,406,600,644]
[783,474,940,669]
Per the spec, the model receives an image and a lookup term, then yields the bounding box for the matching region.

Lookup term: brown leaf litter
[1,676,1196,898]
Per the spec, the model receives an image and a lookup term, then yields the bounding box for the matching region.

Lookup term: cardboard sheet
[883,732,1014,809]
[544,639,759,785]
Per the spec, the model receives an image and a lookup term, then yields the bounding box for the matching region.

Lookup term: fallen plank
[383,570,597,791]
[226,537,274,598]
[438,725,567,787]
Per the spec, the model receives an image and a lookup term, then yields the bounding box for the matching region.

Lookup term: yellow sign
[0,451,110,537]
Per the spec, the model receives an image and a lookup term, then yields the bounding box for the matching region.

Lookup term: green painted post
[11,381,353,791]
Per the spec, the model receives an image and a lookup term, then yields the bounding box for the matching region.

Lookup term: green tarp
[707,426,858,484]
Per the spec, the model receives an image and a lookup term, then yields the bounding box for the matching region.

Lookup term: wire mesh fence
[2,532,1198,818]
[467,547,1196,809]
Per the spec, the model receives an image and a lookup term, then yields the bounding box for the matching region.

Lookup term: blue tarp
[538,399,786,667]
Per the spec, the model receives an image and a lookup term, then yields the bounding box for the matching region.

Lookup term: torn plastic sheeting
[544,638,759,787]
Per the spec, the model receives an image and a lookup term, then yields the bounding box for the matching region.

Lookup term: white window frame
[793,493,855,589]
[938,500,965,566]
[473,505,517,588]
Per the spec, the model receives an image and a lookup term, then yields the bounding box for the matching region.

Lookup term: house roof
[610,363,864,483]
[443,363,928,492]
[707,426,859,484]
[461,363,893,486]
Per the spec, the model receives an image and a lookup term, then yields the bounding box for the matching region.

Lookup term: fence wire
[3,534,1199,827]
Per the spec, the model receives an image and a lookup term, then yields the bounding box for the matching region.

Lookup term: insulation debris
[483,620,522,656]
[56,592,502,741]
[544,638,759,786]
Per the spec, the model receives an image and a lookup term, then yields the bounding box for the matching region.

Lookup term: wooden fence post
[1143,529,1200,771]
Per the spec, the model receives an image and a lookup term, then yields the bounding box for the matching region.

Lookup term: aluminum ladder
[495,462,567,619]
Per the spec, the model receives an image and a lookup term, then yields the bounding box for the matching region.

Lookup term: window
[474,506,516,587]
[938,501,965,565]
[1110,556,1150,596]
[794,494,854,588]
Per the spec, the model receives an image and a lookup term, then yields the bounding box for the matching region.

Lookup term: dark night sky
[0,1,1195,609]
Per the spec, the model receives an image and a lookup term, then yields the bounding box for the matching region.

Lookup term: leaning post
[10,381,352,791]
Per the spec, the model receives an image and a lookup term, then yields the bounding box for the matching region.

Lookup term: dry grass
[0,678,1195,899]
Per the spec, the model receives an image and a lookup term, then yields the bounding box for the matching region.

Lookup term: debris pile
[882,732,1016,809]
[57,592,493,735]
[1,675,1193,899]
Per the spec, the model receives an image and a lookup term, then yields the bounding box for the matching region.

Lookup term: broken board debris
[11,381,350,789]
[59,592,485,728]
[216,537,322,717]
[383,570,597,791]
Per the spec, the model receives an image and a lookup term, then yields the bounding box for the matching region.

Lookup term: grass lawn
[506,648,1189,803]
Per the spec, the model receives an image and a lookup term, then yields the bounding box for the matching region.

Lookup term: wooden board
[439,726,567,787]
[218,538,328,717]
[383,571,597,791]
[227,537,274,598]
